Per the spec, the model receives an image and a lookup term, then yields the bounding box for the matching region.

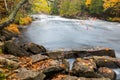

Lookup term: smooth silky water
[22,14,120,79]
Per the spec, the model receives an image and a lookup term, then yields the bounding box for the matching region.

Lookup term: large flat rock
[51,74,110,80]
[84,56,120,68]
[46,47,116,59]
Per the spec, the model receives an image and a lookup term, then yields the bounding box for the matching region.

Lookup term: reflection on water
[23,14,120,57]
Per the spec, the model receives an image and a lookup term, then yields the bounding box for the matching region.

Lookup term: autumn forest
[0,0,120,23]
[0,0,120,80]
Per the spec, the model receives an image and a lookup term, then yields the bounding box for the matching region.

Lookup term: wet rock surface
[98,67,116,80]
[47,47,116,59]
[84,56,120,68]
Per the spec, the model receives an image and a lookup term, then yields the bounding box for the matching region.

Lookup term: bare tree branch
[0,0,28,30]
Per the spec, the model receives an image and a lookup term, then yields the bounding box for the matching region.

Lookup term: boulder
[84,56,119,68]
[44,59,69,73]
[51,74,110,80]
[30,54,49,63]
[4,41,30,57]
[78,77,110,80]
[20,58,68,79]
[0,54,19,62]
[69,47,116,58]
[28,59,67,74]
[46,51,66,59]
[72,58,98,77]
[51,74,78,80]
[23,43,46,54]
[9,68,46,80]
[98,67,116,80]
[43,60,66,74]
[116,59,120,67]
[0,56,19,69]
[47,47,116,59]
[0,30,18,41]
[61,59,69,72]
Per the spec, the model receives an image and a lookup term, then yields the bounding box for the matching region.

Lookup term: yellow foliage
[0,18,8,24]
[5,24,20,34]
[103,0,120,10]
[31,0,51,13]
[111,17,120,22]
[86,0,91,6]
[19,16,32,25]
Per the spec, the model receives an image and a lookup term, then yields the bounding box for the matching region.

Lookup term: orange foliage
[19,57,32,68]
[30,59,54,71]
[52,74,67,80]
[19,57,57,71]
[4,24,20,34]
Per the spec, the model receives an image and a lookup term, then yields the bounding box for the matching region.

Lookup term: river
[22,14,120,58]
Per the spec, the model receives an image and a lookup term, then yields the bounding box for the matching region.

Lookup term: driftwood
[0,0,28,30]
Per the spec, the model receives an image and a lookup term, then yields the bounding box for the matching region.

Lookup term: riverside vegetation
[0,0,120,80]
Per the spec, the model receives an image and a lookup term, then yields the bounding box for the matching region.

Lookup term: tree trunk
[0,0,28,30]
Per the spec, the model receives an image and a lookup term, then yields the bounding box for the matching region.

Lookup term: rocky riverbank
[0,22,120,80]
[0,38,120,80]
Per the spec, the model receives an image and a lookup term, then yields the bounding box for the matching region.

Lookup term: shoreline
[0,14,120,80]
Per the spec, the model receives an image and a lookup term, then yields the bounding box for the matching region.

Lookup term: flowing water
[22,14,120,80]
[23,14,120,57]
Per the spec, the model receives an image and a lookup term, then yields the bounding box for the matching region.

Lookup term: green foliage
[59,0,86,17]
[0,0,119,22]
[0,72,6,80]
[0,49,3,54]
[68,0,81,16]
[103,2,120,18]
[50,0,59,14]
[60,0,70,17]
[89,0,103,15]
